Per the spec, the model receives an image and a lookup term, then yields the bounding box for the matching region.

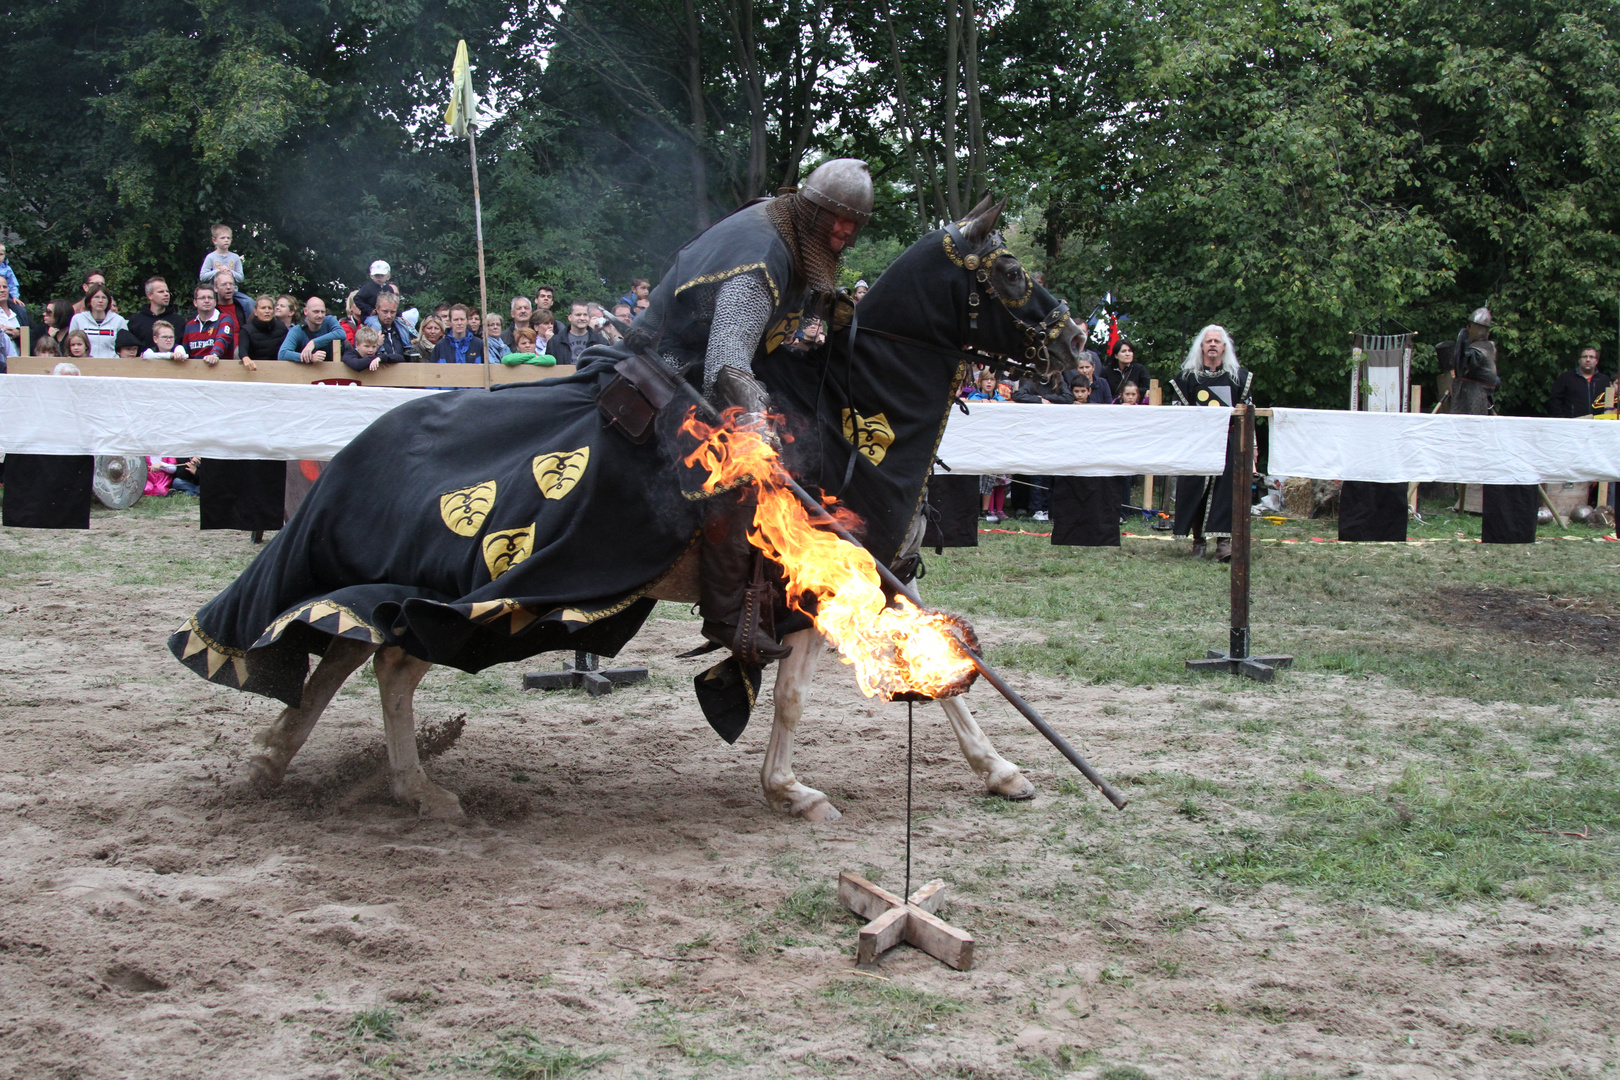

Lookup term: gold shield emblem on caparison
[841,409,896,466]
[482,525,535,580]
[764,312,803,354]
[532,447,590,500]
[439,480,497,536]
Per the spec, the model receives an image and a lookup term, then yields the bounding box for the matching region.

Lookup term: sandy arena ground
[0,505,1615,1079]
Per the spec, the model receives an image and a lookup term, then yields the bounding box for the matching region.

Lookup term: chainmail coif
[766,193,842,295]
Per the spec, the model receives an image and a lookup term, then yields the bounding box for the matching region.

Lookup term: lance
[673,378,1127,810]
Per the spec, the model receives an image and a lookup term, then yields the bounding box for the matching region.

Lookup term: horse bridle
[858,221,1071,383]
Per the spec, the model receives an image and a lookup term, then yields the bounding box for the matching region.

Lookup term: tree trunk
[963,0,985,206]
[683,0,711,229]
[883,2,937,225]
[727,0,768,199]
[942,0,963,219]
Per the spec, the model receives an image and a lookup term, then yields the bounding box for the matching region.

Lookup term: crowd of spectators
[957,337,1149,523]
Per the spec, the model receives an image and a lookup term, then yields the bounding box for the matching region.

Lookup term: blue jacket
[363,313,415,342]
[278,315,347,361]
[0,260,20,302]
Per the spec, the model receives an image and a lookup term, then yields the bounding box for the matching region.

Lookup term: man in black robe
[1548,346,1610,418]
[1169,324,1253,561]
[629,158,874,662]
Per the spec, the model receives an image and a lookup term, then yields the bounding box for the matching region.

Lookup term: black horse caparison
[170,194,1079,820]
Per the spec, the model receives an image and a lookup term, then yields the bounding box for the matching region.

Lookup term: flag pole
[467,120,491,386]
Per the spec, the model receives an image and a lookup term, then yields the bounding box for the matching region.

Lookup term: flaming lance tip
[672,375,1127,811]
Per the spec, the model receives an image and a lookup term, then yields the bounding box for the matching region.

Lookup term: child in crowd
[115,330,141,358]
[143,322,189,360]
[145,458,176,497]
[965,370,1007,401]
[482,314,509,361]
[1073,375,1093,403]
[340,291,363,344]
[1118,382,1142,405]
[64,330,91,360]
[980,473,1011,523]
[168,456,202,495]
[199,224,244,284]
[342,325,387,372]
[32,334,59,357]
[0,241,20,302]
[1074,353,1110,402]
[501,327,555,366]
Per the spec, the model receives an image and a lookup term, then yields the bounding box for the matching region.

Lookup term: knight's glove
[713,364,780,450]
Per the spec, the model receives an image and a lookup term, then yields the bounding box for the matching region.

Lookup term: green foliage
[3,0,1613,413]
[1091,0,1620,408]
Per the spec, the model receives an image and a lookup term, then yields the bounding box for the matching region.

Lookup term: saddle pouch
[597,352,681,444]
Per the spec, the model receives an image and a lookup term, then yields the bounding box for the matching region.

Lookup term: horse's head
[941,196,1080,384]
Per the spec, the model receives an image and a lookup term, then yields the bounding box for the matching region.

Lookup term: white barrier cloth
[0,375,443,460]
[936,402,1233,476]
[1269,408,1620,484]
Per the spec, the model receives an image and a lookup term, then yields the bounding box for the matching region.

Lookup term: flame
[681,409,978,700]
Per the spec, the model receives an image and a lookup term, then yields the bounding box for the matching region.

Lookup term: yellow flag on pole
[445,40,477,137]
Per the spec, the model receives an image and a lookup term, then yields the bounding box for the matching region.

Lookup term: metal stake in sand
[839,700,975,970]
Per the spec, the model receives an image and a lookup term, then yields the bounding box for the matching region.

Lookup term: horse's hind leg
[761,628,841,822]
[249,636,378,790]
[940,695,1034,800]
[374,646,464,821]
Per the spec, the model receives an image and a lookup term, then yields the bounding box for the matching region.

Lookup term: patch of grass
[458,1029,612,1078]
[346,1007,398,1041]
[650,1007,737,1064]
[820,978,964,1050]
[775,883,840,929]
[919,522,1620,705]
[1194,763,1620,903]
[1100,1067,1156,1080]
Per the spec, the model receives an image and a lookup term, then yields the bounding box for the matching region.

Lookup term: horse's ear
[958,195,1005,246]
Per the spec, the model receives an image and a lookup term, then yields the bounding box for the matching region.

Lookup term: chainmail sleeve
[703,270,775,395]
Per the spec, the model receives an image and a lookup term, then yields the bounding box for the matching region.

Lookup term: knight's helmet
[799,159,875,243]
[1467,306,1493,340]
[775,158,875,294]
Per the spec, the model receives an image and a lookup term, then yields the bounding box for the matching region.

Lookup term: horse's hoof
[798,798,843,823]
[987,766,1034,801]
[245,755,285,791]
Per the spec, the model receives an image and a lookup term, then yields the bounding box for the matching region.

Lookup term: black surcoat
[1170,364,1253,539]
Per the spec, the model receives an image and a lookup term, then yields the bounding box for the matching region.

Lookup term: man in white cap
[354,260,399,322]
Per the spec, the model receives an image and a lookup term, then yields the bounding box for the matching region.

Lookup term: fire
[681,409,979,700]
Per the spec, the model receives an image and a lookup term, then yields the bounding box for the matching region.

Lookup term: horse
[210,196,1078,821]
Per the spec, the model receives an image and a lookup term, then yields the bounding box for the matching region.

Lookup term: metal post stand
[523,650,648,697]
[1187,405,1293,683]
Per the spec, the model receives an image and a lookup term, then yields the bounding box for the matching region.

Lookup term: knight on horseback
[626,158,875,665]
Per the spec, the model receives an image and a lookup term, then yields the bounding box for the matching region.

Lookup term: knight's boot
[700,493,791,664]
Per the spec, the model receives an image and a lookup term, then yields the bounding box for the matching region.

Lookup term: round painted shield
[93,455,148,510]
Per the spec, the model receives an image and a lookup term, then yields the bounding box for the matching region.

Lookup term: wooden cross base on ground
[838,872,973,971]
[523,650,648,698]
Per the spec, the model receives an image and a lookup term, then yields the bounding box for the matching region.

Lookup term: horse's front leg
[940,695,1034,800]
[761,628,841,822]
[248,636,378,789]
[374,647,464,820]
